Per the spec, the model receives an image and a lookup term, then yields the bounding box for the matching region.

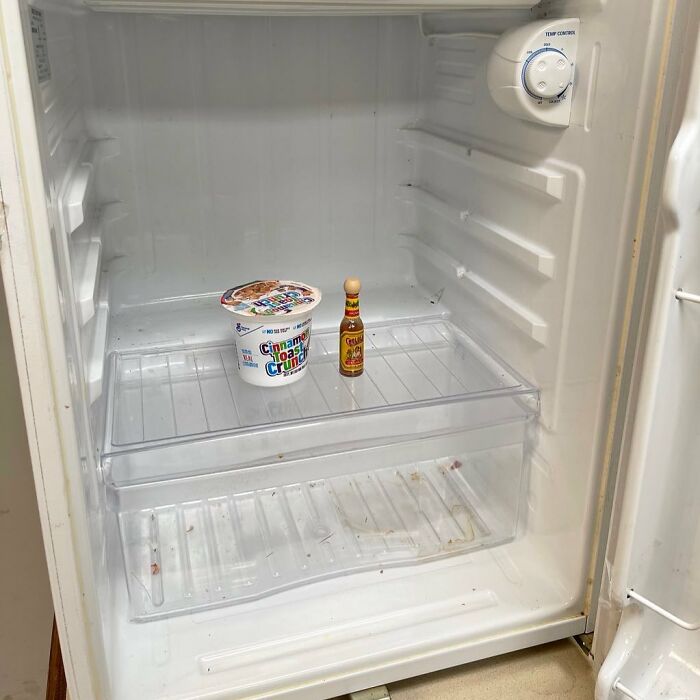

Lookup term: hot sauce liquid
[339,280,364,377]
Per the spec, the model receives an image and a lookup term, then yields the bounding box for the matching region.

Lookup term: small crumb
[410,471,421,481]
[449,460,463,470]
[272,491,276,496]
[379,569,384,574]
[277,453,284,459]
[151,563,160,575]
[306,553,311,558]
[186,525,194,533]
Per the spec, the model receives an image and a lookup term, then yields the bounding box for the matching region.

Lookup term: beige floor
[0,271,53,698]
[352,639,596,700]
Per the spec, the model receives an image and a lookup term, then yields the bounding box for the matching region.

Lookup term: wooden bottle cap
[344,277,361,295]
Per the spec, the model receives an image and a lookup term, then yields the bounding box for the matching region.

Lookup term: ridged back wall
[83,14,422,309]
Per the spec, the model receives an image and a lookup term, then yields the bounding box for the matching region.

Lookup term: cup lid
[220,280,322,319]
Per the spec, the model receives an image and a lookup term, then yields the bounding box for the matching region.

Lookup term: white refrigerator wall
[62,0,669,604]
[405,0,670,603]
[78,13,422,308]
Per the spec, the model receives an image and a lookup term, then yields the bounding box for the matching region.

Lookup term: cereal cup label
[221,281,321,387]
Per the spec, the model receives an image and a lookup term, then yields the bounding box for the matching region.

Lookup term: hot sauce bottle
[339,277,364,377]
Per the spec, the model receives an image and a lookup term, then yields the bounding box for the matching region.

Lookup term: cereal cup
[220,281,322,387]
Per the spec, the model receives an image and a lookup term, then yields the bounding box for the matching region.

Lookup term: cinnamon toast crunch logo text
[260,331,309,377]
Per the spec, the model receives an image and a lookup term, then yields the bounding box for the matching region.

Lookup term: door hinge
[574,632,594,657]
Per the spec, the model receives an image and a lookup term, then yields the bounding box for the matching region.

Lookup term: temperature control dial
[486,18,580,127]
[522,48,573,100]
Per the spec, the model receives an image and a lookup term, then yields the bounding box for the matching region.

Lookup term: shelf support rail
[612,679,644,700]
[626,588,700,631]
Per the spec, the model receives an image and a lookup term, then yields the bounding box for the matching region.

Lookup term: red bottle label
[344,294,360,318]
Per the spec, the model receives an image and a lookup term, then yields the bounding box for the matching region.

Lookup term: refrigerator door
[595,9,700,700]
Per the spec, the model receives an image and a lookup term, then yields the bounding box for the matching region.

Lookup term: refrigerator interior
[18,0,671,697]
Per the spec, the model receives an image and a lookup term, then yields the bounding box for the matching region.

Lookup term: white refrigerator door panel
[596,8,700,700]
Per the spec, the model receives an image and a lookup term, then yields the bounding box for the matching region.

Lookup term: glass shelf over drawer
[103,318,538,486]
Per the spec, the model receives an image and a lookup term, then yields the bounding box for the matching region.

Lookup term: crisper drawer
[111,424,533,621]
[103,318,538,485]
[105,318,538,620]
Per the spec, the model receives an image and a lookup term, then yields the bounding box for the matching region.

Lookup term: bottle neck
[344,293,360,318]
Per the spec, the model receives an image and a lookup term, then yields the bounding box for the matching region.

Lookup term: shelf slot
[399,233,466,280]
[399,184,467,227]
[87,284,110,405]
[434,84,474,105]
[399,127,565,201]
[399,233,548,345]
[398,184,555,278]
[61,138,119,235]
[466,214,555,279]
[73,240,102,326]
[63,163,94,234]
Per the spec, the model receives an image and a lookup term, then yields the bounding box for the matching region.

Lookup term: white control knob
[487,18,579,127]
[522,48,573,100]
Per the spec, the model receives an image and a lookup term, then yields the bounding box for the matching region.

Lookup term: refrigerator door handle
[626,589,700,631]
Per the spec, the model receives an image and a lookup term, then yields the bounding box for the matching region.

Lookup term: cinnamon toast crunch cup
[220,280,321,387]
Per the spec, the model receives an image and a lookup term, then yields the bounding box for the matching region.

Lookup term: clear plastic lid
[220,280,321,319]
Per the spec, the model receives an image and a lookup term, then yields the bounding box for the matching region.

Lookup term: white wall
[0,271,53,700]
[407,0,665,598]
[80,13,421,310]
